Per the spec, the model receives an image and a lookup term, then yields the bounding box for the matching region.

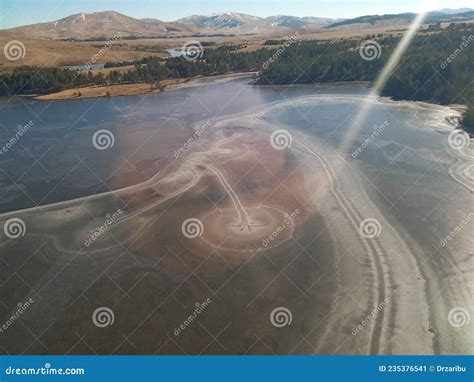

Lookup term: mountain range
[328,9,474,28]
[2,8,473,40]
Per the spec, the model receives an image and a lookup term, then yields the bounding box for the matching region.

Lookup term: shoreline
[32,75,467,130]
[29,72,471,135]
[33,72,257,101]
[1,86,464,218]
[34,78,190,100]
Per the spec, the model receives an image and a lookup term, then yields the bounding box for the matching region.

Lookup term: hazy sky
[1,0,473,29]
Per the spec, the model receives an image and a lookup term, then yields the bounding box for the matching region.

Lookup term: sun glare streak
[339,8,430,155]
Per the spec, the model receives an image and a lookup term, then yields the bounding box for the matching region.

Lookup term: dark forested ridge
[326,11,474,28]
[1,23,472,129]
[0,46,272,96]
[258,23,474,130]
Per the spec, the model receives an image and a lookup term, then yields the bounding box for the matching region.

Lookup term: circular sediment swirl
[186,205,298,255]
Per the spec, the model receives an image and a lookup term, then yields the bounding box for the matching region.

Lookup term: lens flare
[339,10,429,155]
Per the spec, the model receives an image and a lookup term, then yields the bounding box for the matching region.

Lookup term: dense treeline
[0,46,273,96]
[258,24,474,130]
[0,67,103,95]
[258,28,474,104]
[0,24,472,129]
[463,106,474,128]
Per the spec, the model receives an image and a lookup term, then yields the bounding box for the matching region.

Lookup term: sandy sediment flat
[0,88,471,355]
[34,79,191,100]
[33,73,255,100]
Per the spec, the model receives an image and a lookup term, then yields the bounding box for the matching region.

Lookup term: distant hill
[327,9,474,28]
[175,13,335,33]
[3,8,473,41]
[4,11,193,40]
[436,8,473,15]
[177,13,265,32]
[3,11,337,40]
[265,15,337,28]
